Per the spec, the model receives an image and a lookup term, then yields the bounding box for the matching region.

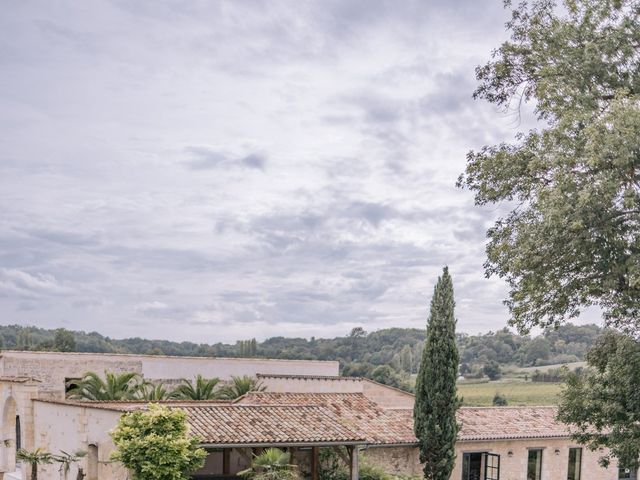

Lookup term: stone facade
[0,351,340,399]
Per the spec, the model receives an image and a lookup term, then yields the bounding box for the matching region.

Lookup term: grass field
[457,380,563,406]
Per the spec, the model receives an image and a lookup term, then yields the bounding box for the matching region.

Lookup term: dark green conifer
[413,266,460,480]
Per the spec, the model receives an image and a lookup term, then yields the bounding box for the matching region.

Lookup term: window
[462,452,500,480]
[485,453,500,480]
[15,415,21,451]
[619,467,638,480]
[527,449,543,480]
[567,448,581,480]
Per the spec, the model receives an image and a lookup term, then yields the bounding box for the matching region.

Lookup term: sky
[0,0,572,343]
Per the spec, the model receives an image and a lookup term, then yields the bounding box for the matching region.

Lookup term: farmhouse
[0,352,632,480]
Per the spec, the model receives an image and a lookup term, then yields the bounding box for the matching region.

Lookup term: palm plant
[170,375,220,400]
[136,382,170,401]
[17,448,53,480]
[52,450,86,480]
[218,375,266,400]
[66,371,145,401]
[239,448,298,480]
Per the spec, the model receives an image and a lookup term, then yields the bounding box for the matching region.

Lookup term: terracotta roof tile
[236,392,417,445]
[457,406,568,441]
[178,405,364,445]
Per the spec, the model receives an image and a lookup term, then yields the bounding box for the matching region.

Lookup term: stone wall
[453,437,619,480]
[0,351,339,399]
[363,445,421,477]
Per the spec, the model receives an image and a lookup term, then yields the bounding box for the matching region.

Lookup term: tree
[482,361,502,381]
[67,371,145,401]
[170,375,220,400]
[239,448,298,480]
[558,332,640,470]
[53,329,76,352]
[110,404,206,480]
[414,267,460,480]
[458,0,640,468]
[217,376,265,400]
[17,448,53,480]
[458,0,640,335]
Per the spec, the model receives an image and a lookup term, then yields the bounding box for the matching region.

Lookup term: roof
[235,392,417,445]
[180,404,364,446]
[35,397,570,444]
[457,406,569,441]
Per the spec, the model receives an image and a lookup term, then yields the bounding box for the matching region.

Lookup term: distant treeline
[0,323,601,390]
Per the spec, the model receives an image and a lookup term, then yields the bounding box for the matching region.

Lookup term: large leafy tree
[558,331,640,469]
[110,404,206,480]
[67,371,145,401]
[458,0,640,468]
[170,375,220,400]
[458,0,640,334]
[413,267,460,480]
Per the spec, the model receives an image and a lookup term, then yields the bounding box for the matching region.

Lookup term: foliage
[52,450,86,479]
[239,448,298,480]
[0,323,604,388]
[414,267,460,480]
[482,361,501,380]
[492,392,508,406]
[170,375,220,400]
[17,448,53,480]
[458,0,640,334]
[66,371,145,401]
[53,328,76,352]
[558,332,640,469]
[318,449,392,480]
[217,376,265,400]
[110,404,206,480]
[137,382,170,401]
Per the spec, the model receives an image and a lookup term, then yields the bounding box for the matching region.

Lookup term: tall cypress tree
[414,266,460,480]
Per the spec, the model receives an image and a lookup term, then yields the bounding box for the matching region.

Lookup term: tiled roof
[235,392,417,445]
[458,406,568,441]
[179,405,364,445]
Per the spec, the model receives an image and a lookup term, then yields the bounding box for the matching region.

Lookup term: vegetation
[52,450,87,480]
[137,382,170,401]
[457,380,561,407]
[67,371,145,401]
[239,448,298,480]
[17,448,53,480]
[492,392,508,407]
[217,375,265,400]
[414,267,460,480]
[0,323,603,392]
[170,375,220,400]
[110,404,206,480]
[318,449,393,480]
[559,332,640,470]
[460,0,640,468]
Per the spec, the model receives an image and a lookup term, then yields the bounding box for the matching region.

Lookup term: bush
[492,392,508,406]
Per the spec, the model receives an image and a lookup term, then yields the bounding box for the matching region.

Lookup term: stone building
[0,353,634,480]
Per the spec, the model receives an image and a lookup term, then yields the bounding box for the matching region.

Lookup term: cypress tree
[413,266,460,480]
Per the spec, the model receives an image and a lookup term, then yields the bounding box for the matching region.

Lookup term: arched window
[15,416,21,451]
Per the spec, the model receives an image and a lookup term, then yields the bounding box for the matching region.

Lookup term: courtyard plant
[110,403,206,480]
[17,448,53,480]
[67,371,146,400]
[170,374,220,400]
[239,448,299,480]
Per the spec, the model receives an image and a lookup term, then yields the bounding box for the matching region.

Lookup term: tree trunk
[31,462,37,480]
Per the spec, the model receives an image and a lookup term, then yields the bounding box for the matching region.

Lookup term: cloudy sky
[0,0,554,343]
